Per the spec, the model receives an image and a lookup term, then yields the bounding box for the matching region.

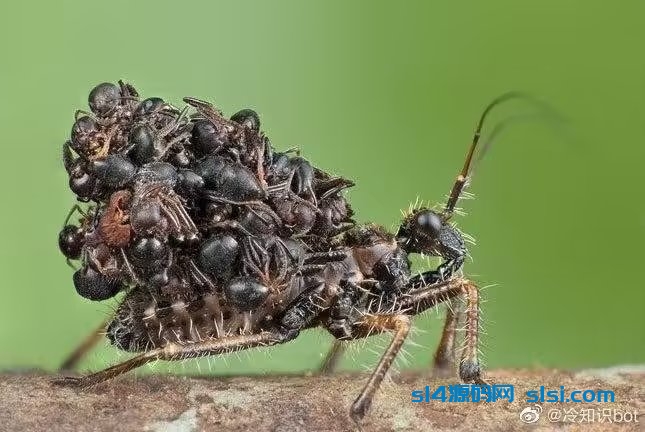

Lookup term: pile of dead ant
[58,82,528,424]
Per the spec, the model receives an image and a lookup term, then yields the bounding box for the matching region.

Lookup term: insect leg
[56,331,284,388]
[57,279,334,388]
[59,318,111,372]
[347,314,411,424]
[62,203,88,227]
[302,250,348,265]
[457,280,486,384]
[160,194,199,241]
[318,340,345,374]
[297,264,327,275]
[399,276,465,312]
[400,277,486,384]
[277,279,335,338]
[432,302,461,377]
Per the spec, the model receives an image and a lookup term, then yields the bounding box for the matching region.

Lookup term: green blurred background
[0,1,643,377]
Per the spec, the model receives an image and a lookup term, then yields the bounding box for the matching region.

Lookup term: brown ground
[0,366,643,431]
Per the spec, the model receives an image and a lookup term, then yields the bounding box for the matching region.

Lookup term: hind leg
[318,340,346,374]
[59,318,110,372]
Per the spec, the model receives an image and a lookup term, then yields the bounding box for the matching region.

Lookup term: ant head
[397,208,465,259]
[88,82,122,116]
[88,81,140,117]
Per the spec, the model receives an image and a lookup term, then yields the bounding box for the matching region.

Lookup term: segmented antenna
[443,91,537,216]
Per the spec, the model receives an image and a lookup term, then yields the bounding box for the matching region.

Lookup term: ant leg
[59,318,110,371]
[347,314,411,424]
[63,204,88,227]
[65,258,79,271]
[160,194,198,240]
[158,131,191,158]
[209,219,256,238]
[158,200,197,243]
[400,277,486,385]
[183,97,229,125]
[56,331,285,388]
[242,237,270,277]
[298,264,326,275]
[63,141,77,173]
[303,250,348,265]
[74,109,94,121]
[314,176,354,198]
[158,105,190,136]
[318,340,345,374]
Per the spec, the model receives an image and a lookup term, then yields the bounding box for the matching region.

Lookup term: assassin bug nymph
[58,93,527,425]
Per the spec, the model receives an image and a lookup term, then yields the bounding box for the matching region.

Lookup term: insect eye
[415,211,443,237]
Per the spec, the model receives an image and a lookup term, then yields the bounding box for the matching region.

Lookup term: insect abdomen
[107,289,231,352]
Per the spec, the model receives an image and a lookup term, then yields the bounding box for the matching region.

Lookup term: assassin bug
[57,91,534,426]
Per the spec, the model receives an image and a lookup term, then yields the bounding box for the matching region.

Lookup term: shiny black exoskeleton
[196,155,267,203]
[61,81,359,308]
[230,109,260,131]
[88,82,122,116]
[197,234,240,282]
[60,83,518,427]
[73,265,124,301]
[58,225,85,260]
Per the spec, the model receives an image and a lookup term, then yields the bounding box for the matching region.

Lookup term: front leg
[407,255,465,288]
[400,276,486,384]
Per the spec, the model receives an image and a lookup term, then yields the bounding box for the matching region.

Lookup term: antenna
[443,92,542,216]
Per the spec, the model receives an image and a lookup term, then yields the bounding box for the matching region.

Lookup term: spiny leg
[59,318,110,372]
[57,277,335,388]
[400,276,465,313]
[458,280,486,385]
[318,340,345,374]
[56,331,283,388]
[408,269,462,372]
[348,314,411,424]
[400,277,486,384]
